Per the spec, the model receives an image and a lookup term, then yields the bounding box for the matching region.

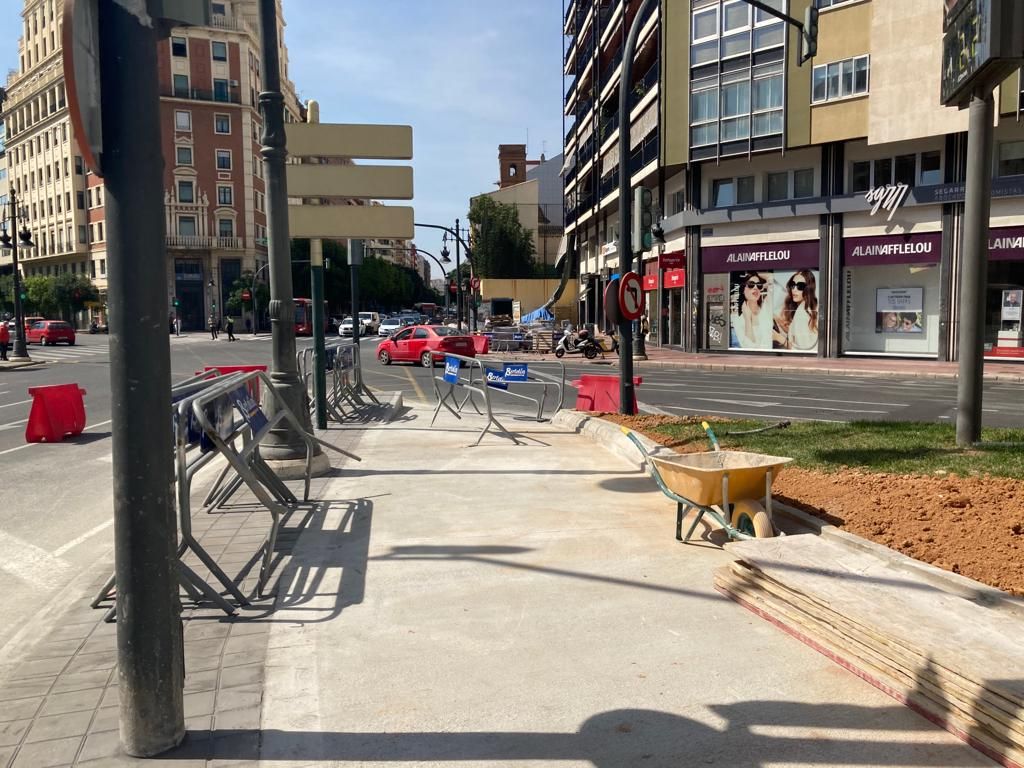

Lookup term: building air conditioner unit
[229,80,239,87]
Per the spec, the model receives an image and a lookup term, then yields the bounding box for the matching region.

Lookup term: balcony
[161,86,242,105]
[210,13,258,37]
[564,77,577,108]
[166,235,244,250]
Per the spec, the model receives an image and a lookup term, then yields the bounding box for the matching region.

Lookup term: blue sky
[1,1,565,281]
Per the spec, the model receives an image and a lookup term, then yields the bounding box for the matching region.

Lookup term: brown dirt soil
[600,414,1024,597]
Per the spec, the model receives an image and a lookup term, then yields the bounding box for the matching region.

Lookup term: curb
[0,360,45,371]
[553,408,1024,610]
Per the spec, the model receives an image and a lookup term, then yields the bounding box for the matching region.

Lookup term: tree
[0,274,13,316]
[467,196,537,278]
[225,271,270,316]
[22,274,98,319]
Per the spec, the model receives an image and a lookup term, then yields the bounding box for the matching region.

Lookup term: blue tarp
[521,307,554,323]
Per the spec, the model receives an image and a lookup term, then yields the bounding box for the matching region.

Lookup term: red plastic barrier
[25,384,88,443]
[571,374,641,413]
[200,365,267,399]
[472,335,490,355]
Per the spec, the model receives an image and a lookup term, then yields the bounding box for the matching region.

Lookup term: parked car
[22,316,45,333]
[26,320,76,346]
[338,316,357,337]
[378,316,408,336]
[358,311,381,334]
[376,325,476,367]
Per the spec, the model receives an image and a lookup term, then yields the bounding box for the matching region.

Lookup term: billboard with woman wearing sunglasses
[729,272,774,349]
[774,270,820,351]
[728,269,820,350]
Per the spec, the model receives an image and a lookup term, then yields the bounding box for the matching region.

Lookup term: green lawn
[641,418,1024,479]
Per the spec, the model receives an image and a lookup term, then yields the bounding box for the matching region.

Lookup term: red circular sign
[618,272,643,321]
[241,289,252,301]
[470,276,480,291]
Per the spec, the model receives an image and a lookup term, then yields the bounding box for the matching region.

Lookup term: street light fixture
[415,221,477,331]
[0,192,35,360]
[412,246,452,318]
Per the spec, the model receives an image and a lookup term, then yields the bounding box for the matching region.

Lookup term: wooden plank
[724,536,1024,704]
[288,205,414,240]
[286,123,413,160]
[286,164,413,200]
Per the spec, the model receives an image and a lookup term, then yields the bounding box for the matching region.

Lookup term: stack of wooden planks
[715,535,1024,768]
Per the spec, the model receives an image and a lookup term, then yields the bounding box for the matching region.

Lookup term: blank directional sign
[286,164,413,200]
[289,205,414,240]
[286,123,413,160]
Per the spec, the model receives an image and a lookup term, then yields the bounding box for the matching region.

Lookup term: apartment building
[0,120,9,273]
[563,0,660,330]
[3,0,301,330]
[563,0,1024,361]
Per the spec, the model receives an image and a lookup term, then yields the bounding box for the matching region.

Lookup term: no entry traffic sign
[618,271,643,321]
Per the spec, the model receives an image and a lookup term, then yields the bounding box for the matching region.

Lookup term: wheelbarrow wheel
[730,500,773,538]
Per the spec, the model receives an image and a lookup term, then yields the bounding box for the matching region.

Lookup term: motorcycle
[554,327,600,359]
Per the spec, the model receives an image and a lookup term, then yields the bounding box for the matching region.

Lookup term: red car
[26,320,76,346]
[376,325,475,367]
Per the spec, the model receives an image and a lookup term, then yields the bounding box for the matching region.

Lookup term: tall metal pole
[956,91,994,447]
[616,0,654,414]
[99,1,183,755]
[348,238,363,336]
[454,220,464,329]
[6,192,29,359]
[311,238,327,430]
[259,0,316,459]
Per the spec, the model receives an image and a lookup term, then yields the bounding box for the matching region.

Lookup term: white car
[378,316,408,336]
[338,316,357,337]
[359,312,380,334]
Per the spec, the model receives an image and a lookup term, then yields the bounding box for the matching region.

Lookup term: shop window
[997,141,1024,177]
[920,151,942,185]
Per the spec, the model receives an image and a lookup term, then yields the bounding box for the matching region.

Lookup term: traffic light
[632,186,654,253]
[19,290,27,301]
[172,297,180,308]
[799,6,819,65]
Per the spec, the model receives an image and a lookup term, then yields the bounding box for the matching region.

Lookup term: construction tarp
[521,307,554,323]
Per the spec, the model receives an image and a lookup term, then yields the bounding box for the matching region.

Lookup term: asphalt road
[0,331,1020,651]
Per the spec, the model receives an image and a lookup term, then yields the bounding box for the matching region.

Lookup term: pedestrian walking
[174,315,181,336]
[0,321,9,361]
[226,316,236,342]
[209,313,219,340]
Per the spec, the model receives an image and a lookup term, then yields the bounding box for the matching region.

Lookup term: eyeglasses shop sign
[701,240,820,272]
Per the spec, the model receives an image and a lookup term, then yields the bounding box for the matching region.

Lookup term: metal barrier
[468,357,566,422]
[430,353,523,446]
[93,368,362,618]
[297,339,378,424]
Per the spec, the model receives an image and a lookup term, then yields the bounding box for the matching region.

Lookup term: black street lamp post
[0,189,35,360]
[413,246,452,317]
[415,221,475,330]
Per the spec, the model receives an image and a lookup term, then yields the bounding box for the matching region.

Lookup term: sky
[1,1,565,283]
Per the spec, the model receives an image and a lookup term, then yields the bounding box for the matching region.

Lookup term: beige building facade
[564,0,1024,361]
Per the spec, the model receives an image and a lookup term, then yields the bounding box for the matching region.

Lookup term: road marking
[0,418,113,456]
[689,397,780,408]
[53,518,114,557]
[639,386,906,407]
[401,365,427,402]
[685,397,886,414]
[0,529,73,589]
[0,399,32,410]
[659,404,849,423]
[0,418,28,431]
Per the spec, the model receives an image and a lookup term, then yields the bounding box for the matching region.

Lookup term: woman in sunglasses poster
[729,272,774,349]
[773,269,820,351]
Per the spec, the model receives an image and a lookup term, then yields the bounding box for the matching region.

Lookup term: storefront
[700,240,820,353]
[660,250,685,346]
[840,232,941,358]
[986,226,1024,359]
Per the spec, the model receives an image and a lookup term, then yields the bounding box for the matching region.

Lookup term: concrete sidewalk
[0,403,998,766]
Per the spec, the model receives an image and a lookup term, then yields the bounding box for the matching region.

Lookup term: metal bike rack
[430,353,523,446]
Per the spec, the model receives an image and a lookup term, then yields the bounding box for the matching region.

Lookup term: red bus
[294,298,329,336]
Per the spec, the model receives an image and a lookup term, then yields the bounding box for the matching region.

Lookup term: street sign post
[619,271,643,321]
[603,278,621,326]
[63,0,103,176]
[470,276,480,292]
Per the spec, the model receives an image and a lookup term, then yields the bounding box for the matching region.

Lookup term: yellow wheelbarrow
[621,424,792,541]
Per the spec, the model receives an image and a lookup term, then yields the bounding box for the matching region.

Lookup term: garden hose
[722,420,792,436]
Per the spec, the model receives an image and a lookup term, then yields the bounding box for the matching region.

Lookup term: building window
[177,180,194,203]
[176,146,193,166]
[78,225,87,244]
[76,191,85,209]
[212,41,228,62]
[712,176,754,207]
[173,74,189,98]
[213,79,230,102]
[920,151,942,185]
[816,0,857,7]
[178,216,197,237]
[211,2,226,14]
[214,114,231,134]
[794,168,815,198]
[751,66,784,136]
[218,219,234,238]
[812,55,870,104]
[998,141,1024,177]
[895,154,916,186]
[100,259,106,275]
[720,79,750,141]
[216,150,232,170]
[171,36,187,57]
[766,171,788,202]
[690,83,719,147]
[175,110,192,131]
[217,185,233,205]
[74,155,83,174]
